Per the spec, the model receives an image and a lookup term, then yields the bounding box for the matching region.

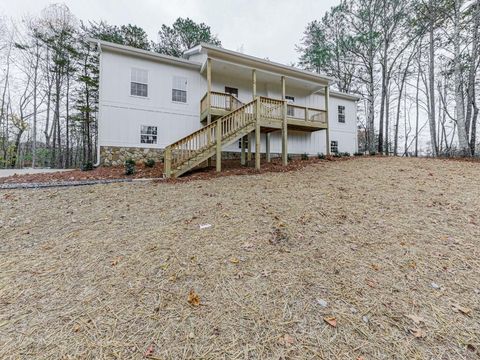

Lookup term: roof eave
[88,38,202,69]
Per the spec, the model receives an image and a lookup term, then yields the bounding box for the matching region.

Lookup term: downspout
[94,41,102,167]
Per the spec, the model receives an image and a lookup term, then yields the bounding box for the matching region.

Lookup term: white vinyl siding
[131,68,148,97]
[172,76,187,103]
[140,125,157,144]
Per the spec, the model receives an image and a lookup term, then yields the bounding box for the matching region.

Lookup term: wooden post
[281,76,288,165]
[305,107,309,122]
[241,136,246,165]
[247,133,252,162]
[325,85,330,155]
[255,98,261,170]
[266,132,271,162]
[207,58,212,166]
[164,147,172,178]
[252,69,257,100]
[216,120,222,172]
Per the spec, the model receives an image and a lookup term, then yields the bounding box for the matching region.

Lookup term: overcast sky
[0,0,338,65]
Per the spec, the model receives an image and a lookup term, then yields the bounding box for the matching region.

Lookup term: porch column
[207,58,213,166]
[266,133,271,162]
[241,136,246,165]
[255,98,261,170]
[207,58,212,125]
[281,76,288,166]
[248,69,257,164]
[324,85,330,156]
[252,69,257,100]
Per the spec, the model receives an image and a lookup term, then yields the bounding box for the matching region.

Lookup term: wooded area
[0,1,478,169]
[0,4,220,169]
[297,0,479,156]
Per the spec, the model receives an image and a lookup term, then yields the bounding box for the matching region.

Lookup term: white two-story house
[92,39,359,177]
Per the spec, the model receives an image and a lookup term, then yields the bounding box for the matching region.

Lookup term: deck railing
[200,91,244,115]
[259,96,284,120]
[287,104,327,123]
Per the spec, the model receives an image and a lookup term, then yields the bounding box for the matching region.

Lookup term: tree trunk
[453,0,469,155]
[428,0,438,156]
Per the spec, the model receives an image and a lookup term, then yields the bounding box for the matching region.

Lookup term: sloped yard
[1,157,479,359]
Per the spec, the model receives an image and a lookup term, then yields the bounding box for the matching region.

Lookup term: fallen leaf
[405,314,425,325]
[371,263,380,271]
[188,290,201,306]
[72,323,81,332]
[144,343,155,357]
[409,328,426,338]
[278,334,296,347]
[452,304,472,315]
[229,257,240,264]
[324,316,337,327]
[111,256,122,266]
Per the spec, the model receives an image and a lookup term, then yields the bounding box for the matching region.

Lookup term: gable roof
[185,43,333,85]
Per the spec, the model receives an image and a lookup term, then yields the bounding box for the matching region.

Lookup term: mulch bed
[0,163,164,184]
[0,156,352,186]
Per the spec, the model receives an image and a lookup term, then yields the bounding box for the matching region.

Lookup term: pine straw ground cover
[0,157,479,359]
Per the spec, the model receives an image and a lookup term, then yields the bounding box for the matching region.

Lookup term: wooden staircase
[164,98,259,178]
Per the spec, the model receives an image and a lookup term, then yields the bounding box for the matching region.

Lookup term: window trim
[130,68,149,98]
[330,140,339,154]
[172,76,188,104]
[140,125,158,145]
[338,105,346,123]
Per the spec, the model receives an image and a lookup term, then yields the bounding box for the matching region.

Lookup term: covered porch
[199,56,331,168]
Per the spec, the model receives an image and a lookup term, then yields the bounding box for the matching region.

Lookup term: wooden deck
[165,95,328,178]
[200,91,327,132]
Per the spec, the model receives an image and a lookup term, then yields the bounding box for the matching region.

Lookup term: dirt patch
[1,157,479,359]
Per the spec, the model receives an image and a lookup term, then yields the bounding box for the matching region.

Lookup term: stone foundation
[100,146,306,167]
[100,146,164,166]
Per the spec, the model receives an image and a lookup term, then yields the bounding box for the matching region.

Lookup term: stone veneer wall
[100,146,305,166]
[100,146,164,166]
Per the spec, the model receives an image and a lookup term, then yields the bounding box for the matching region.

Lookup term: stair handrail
[165,98,257,177]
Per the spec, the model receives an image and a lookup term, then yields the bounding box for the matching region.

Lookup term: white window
[172,76,187,103]
[286,95,295,117]
[131,68,148,97]
[238,136,249,149]
[331,140,338,154]
[338,105,345,123]
[140,125,157,144]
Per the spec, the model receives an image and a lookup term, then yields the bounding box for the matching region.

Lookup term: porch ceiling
[205,58,326,93]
